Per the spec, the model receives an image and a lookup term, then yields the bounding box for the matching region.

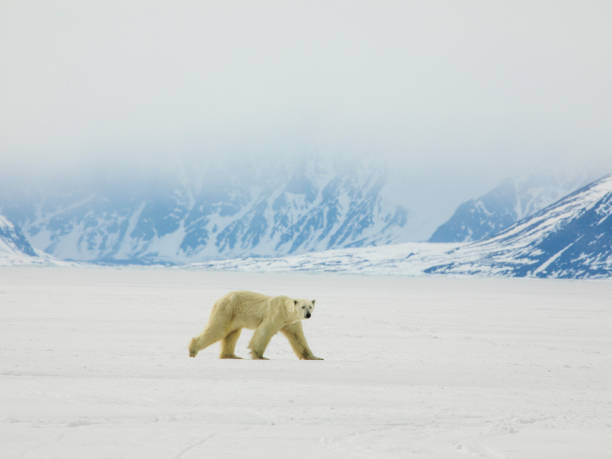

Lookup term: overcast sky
[1,1,611,193]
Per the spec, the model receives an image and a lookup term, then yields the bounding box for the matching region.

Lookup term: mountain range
[1,170,609,278]
[191,174,612,279]
[0,168,411,264]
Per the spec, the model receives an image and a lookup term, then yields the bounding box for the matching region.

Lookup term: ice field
[1,267,611,458]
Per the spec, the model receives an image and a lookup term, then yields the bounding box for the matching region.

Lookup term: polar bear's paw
[250,351,269,360]
[301,354,324,360]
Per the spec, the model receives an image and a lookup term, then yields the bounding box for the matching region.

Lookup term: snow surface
[2,267,611,458]
[189,242,462,276]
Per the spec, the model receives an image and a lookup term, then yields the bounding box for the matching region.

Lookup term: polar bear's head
[293,298,316,320]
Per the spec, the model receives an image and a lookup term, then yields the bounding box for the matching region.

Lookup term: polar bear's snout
[296,299,315,319]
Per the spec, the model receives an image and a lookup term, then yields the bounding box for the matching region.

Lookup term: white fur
[189,291,322,360]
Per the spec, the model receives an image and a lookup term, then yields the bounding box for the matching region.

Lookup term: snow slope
[427,174,612,278]
[190,242,461,276]
[1,267,611,459]
[0,214,41,265]
[429,174,590,242]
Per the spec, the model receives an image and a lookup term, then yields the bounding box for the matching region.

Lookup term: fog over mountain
[2,3,612,177]
[0,159,439,264]
[1,1,611,250]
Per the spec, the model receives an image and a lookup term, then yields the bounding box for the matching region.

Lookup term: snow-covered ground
[2,267,611,458]
[189,242,462,276]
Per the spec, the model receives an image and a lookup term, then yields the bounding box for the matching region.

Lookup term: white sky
[1,1,611,191]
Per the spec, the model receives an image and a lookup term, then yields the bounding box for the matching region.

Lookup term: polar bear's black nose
[305,312,311,318]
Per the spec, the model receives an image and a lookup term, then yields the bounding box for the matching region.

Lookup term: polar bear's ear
[294,300,298,306]
[312,299,316,305]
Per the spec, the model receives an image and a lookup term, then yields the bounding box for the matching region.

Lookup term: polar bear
[188,290,323,360]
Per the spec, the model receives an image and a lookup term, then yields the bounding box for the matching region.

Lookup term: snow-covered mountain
[0,214,39,265]
[0,168,411,264]
[427,174,612,278]
[429,175,590,242]
[3,161,607,276]
[193,174,612,279]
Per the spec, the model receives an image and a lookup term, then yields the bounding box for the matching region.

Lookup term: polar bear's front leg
[281,322,323,360]
[248,321,276,360]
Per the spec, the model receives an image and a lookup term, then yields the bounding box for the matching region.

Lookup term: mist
[2,1,611,199]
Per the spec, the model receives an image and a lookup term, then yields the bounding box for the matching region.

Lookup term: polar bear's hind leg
[189,305,232,358]
[220,328,243,359]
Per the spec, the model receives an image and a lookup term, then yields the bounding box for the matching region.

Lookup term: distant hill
[429,175,589,242]
[427,174,612,278]
[0,214,39,265]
